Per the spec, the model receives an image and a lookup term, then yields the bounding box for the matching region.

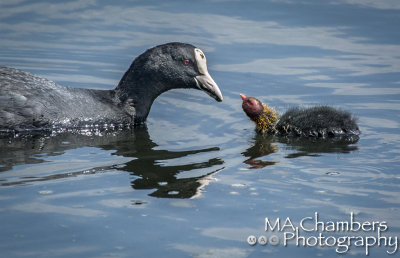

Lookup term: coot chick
[240,94,360,138]
[0,42,223,131]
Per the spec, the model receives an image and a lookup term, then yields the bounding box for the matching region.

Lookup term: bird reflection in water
[107,128,224,198]
[242,134,279,169]
[242,133,359,169]
[0,127,224,199]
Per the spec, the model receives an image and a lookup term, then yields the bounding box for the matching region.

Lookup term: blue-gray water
[1,1,399,257]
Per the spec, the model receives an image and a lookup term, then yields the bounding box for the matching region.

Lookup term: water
[1,0,400,257]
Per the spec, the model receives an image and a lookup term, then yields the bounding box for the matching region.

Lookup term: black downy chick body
[240,94,360,138]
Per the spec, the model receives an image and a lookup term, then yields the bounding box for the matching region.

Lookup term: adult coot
[0,42,223,131]
[240,94,360,138]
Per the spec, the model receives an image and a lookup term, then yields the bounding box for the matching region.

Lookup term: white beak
[194,48,223,102]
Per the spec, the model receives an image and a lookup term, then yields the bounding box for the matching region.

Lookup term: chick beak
[195,73,223,102]
[240,93,248,101]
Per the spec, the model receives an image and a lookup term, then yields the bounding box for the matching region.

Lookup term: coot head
[240,94,264,118]
[117,43,223,124]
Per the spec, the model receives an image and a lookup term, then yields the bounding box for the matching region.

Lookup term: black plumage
[240,94,360,138]
[0,42,223,132]
[276,106,360,137]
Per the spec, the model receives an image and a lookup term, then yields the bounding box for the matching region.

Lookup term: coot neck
[115,69,172,125]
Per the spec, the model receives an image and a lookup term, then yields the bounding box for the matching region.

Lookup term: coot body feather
[0,42,223,131]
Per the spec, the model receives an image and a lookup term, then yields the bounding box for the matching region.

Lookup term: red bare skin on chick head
[240,94,264,119]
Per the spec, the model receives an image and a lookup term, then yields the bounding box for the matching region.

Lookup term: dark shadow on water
[242,134,279,169]
[277,135,359,158]
[242,133,359,169]
[0,127,223,198]
[1,128,359,196]
[101,128,224,198]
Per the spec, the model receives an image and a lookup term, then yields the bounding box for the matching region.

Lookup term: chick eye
[183,59,190,66]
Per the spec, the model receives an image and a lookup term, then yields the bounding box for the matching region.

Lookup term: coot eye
[183,59,190,66]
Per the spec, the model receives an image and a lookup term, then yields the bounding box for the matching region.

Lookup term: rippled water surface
[1,1,400,257]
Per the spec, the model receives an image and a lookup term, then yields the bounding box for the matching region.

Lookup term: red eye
[183,59,190,66]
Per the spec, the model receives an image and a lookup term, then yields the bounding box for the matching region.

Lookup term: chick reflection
[242,134,359,168]
[242,134,278,169]
[276,135,359,158]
